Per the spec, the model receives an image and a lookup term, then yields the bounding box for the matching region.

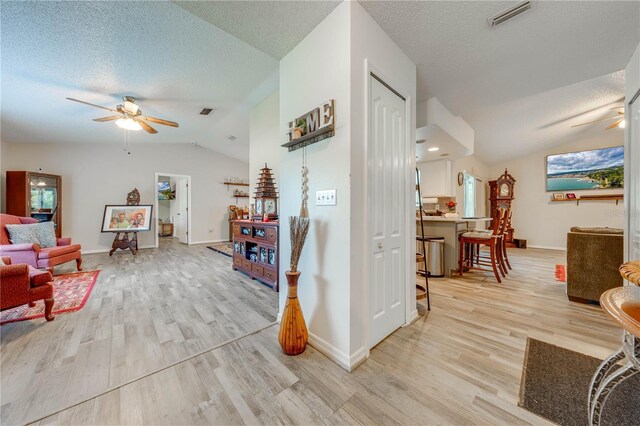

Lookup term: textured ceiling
[173,1,341,59]
[360,1,639,163]
[468,71,625,163]
[0,1,279,161]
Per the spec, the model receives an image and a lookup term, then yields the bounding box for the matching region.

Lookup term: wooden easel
[109,188,140,256]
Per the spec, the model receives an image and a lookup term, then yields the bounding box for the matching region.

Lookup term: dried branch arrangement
[289,216,310,272]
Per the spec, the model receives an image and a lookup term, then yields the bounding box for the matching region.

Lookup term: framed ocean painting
[546,146,623,191]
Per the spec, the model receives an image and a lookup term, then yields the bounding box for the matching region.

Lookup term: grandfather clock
[252,163,278,221]
[488,169,516,244]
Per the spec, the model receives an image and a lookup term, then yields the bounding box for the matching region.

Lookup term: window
[463,174,475,217]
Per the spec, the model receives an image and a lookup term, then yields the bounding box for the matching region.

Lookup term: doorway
[368,73,408,349]
[154,172,192,247]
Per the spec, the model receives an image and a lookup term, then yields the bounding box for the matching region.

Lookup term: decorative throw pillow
[5,224,40,245]
[33,222,57,248]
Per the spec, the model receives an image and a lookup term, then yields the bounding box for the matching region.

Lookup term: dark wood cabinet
[232,220,279,291]
[6,171,62,238]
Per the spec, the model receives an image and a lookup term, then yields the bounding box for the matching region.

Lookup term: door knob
[378,242,384,249]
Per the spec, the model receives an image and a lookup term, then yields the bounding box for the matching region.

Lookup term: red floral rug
[1,270,100,325]
[555,264,566,282]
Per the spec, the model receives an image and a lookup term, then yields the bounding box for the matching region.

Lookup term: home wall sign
[282,99,335,152]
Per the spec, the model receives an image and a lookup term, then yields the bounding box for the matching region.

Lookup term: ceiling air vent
[488,1,531,28]
[227,135,237,141]
[200,107,215,115]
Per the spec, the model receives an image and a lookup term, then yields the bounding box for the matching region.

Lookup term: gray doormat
[519,338,640,426]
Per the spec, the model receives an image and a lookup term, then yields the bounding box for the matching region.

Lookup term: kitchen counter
[420,216,492,223]
[417,217,492,277]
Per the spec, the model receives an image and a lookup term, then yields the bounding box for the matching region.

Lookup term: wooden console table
[232,220,279,291]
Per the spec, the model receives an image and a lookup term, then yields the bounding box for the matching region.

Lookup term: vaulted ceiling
[2,1,639,164]
[0,1,282,161]
[360,0,639,163]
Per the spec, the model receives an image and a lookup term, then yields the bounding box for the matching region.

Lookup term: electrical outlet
[316,189,337,206]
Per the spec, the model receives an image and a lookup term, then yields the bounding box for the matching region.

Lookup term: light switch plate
[316,189,337,206]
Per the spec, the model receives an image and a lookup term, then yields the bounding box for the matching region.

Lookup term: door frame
[624,88,640,261]
[363,59,416,352]
[154,172,192,247]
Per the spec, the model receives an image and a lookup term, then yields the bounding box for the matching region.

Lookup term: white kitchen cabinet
[418,159,453,197]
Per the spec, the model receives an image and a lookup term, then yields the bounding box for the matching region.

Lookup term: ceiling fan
[571,106,625,130]
[66,96,179,134]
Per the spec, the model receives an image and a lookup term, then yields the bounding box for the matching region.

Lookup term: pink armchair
[0,214,82,273]
[1,257,55,321]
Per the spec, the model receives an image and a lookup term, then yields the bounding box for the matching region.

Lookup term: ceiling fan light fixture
[619,119,626,129]
[115,117,142,131]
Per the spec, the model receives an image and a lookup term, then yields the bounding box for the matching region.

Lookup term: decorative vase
[293,128,303,140]
[278,271,308,355]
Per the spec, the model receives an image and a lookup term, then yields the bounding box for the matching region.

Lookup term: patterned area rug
[0,270,100,325]
[555,264,566,282]
[207,242,233,257]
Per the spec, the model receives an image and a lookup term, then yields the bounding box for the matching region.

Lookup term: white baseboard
[307,332,368,372]
[190,239,227,245]
[407,308,419,325]
[81,244,155,255]
[527,245,566,251]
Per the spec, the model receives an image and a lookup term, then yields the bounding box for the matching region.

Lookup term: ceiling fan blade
[135,118,158,134]
[140,115,179,127]
[605,118,624,130]
[92,115,123,122]
[66,97,118,113]
[571,115,623,128]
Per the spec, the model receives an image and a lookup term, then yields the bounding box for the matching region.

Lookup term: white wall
[249,91,280,209]
[270,1,416,369]
[278,1,353,367]
[490,133,625,250]
[1,142,248,252]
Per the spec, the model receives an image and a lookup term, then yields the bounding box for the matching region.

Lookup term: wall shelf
[551,195,623,206]
[223,182,250,186]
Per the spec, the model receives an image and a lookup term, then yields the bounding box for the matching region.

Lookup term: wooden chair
[459,209,508,283]
[501,210,513,271]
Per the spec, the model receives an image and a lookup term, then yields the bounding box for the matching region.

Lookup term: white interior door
[176,177,188,244]
[369,74,407,348]
[627,93,640,261]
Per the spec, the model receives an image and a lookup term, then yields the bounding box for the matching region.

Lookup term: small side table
[159,223,174,237]
[588,285,640,425]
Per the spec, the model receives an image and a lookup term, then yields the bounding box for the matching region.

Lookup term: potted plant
[292,118,307,140]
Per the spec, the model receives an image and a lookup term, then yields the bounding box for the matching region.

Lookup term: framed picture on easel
[101,205,153,232]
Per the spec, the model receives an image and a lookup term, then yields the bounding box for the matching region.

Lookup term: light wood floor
[4,244,622,425]
[1,238,278,425]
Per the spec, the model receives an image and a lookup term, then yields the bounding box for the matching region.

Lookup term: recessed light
[428,147,439,152]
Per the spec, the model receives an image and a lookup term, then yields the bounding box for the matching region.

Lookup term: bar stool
[458,209,507,283]
[588,285,640,425]
[416,253,427,300]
